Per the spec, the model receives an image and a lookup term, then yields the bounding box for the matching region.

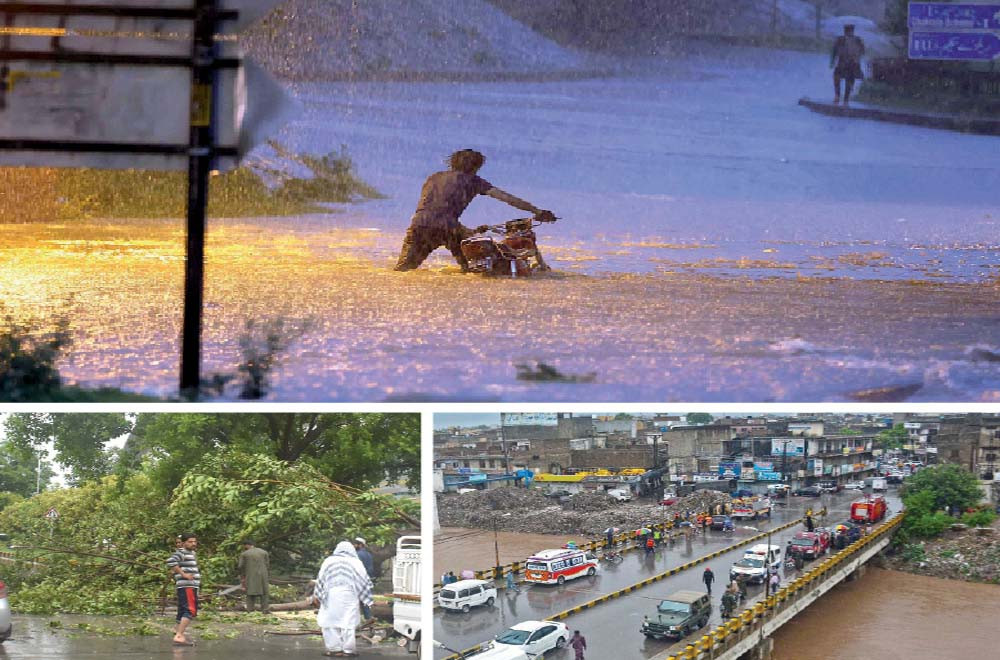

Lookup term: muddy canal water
[772,567,999,659]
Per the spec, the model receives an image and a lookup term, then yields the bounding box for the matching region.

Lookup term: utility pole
[498,413,511,477]
[36,452,42,494]
[493,516,501,571]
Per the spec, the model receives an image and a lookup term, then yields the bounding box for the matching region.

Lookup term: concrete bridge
[652,512,903,660]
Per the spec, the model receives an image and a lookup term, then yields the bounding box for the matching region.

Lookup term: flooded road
[5,44,1000,401]
[2,614,409,659]
[772,567,1000,660]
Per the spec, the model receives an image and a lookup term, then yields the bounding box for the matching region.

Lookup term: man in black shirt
[394,149,554,271]
[831,24,865,105]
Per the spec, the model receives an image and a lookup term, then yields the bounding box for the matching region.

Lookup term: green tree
[122,413,420,495]
[0,440,54,496]
[4,413,132,485]
[901,463,982,513]
[883,0,909,35]
[0,451,418,615]
[875,423,908,451]
[613,413,633,420]
[686,413,713,425]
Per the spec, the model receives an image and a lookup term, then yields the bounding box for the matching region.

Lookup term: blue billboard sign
[718,462,740,479]
[910,30,1000,59]
[909,3,1000,30]
[756,471,784,481]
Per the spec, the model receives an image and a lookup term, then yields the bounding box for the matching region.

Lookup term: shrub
[961,509,998,528]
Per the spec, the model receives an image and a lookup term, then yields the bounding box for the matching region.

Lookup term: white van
[729,543,782,584]
[524,548,600,585]
[438,579,497,612]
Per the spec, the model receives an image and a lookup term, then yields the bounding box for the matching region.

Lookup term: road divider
[657,511,904,660]
[440,515,805,660]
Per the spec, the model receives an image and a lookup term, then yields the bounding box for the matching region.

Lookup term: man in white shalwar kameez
[313,541,374,657]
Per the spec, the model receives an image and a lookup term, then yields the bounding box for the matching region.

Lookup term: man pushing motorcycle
[393,149,556,272]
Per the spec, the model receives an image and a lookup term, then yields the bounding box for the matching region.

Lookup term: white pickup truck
[393,535,421,654]
[607,488,632,502]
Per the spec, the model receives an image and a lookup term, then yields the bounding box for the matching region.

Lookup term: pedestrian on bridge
[506,570,520,593]
[805,514,815,532]
[645,537,655,555]
[703,566,715,594]
[570,630,587,660]
[605,527,615,548]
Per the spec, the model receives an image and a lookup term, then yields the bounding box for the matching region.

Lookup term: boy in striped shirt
[167,534,200,646]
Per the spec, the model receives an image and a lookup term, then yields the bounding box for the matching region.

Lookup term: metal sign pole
[181,0,220,396]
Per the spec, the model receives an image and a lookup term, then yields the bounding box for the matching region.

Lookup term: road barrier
[440,515,806,660]
[439,506,772,588]
[656,511,904,660]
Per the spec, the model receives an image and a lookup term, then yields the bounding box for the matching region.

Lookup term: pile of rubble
[886,520,1000,584]
[562,490,619,512]
[437,488,732,536]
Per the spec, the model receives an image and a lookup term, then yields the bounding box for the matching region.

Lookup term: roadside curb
[798,97,1000,136]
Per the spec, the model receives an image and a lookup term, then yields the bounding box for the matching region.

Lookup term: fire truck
[850,496,888,524]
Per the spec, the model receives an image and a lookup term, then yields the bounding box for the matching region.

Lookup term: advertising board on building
[770,438,805,456]
[718,462,740,479]
[502,413,559,427]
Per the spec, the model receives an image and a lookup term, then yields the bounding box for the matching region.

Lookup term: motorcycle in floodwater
[460,214,558,277]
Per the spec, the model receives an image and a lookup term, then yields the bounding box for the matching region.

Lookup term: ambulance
[523,548,600,585]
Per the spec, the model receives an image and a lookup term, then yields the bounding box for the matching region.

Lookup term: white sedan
[844,481,865,490]
[492,620,570,657]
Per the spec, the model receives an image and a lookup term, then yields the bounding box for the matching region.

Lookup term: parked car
[545,489,572,499]
[438,579,497,613]
[660,495,678,506]
[730,488,754,498]
[710,515,735,531]
[786,529,831,559]
[0,578,10,643]
[817,481,842,493]
[844,481,866,490]
[640,590,712,640]
[794,486,822,497]
[491,620,569,657]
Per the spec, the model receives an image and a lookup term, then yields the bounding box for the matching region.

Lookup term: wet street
[434,489,898,658]
[2,615,410,659]
[5,44,1000,401]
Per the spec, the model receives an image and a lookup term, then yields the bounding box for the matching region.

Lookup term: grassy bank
[0,144,382,223]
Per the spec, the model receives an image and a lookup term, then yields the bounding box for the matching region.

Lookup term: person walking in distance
[703,566,715,595]
[238,539,270,613]
[831,24,865,105]
[166,534,201,646]
[570,630,587,660]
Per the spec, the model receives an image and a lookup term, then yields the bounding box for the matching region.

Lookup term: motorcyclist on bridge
[393,149,555,272]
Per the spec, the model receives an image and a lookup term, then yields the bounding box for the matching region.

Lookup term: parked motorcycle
[460,214,557,277]
[602,550,624,564]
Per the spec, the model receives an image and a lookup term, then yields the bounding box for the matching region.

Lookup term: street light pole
[493,516,501,571]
